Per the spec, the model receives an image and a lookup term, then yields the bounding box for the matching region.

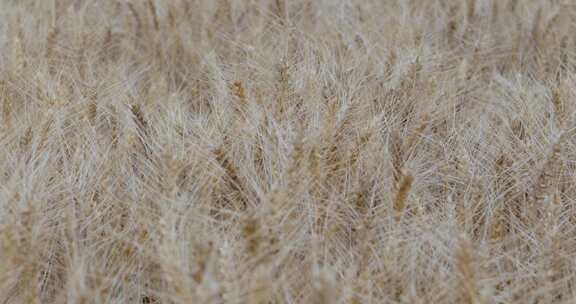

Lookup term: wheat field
[1,0,576,303]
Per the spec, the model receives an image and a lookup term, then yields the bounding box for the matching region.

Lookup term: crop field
[1,0,576,303]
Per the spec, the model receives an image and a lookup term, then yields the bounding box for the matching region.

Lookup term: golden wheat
[1,0,575,303]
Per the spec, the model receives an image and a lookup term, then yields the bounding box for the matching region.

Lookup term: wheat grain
[394,172,414,222]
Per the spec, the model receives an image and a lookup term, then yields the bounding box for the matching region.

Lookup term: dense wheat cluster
[1,0,576,303]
